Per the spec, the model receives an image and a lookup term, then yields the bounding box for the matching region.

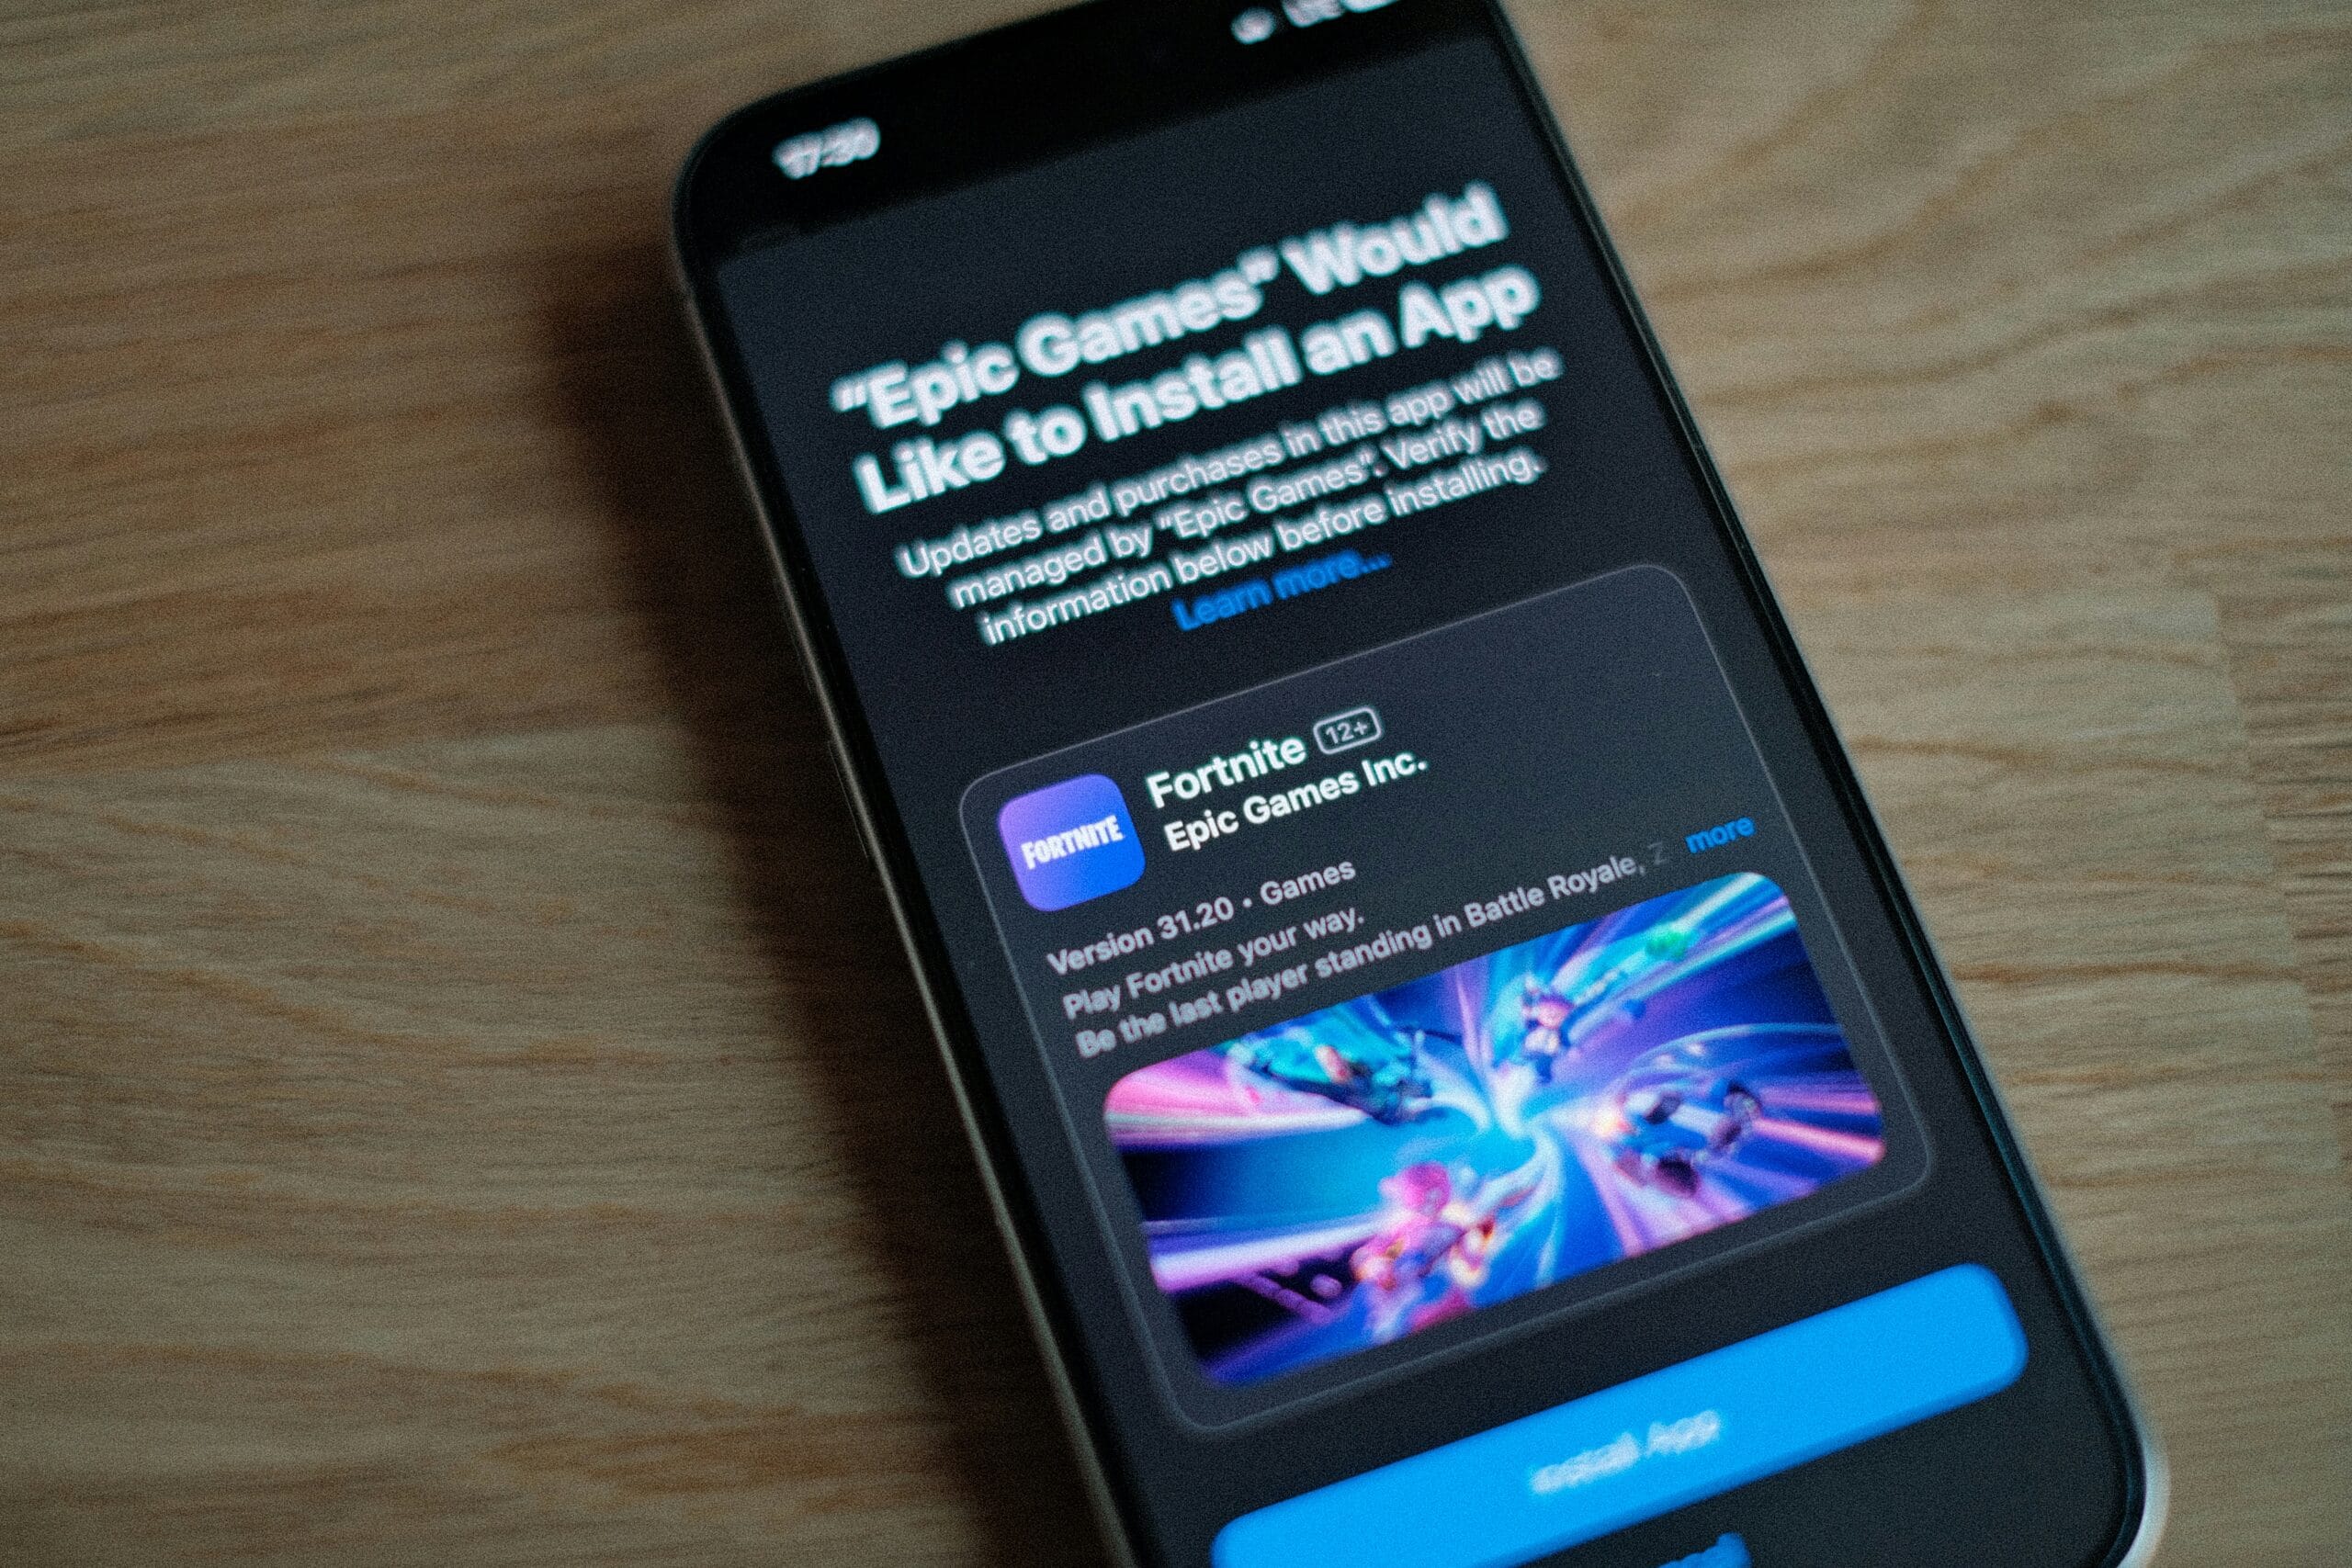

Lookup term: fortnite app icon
[998,773,1145,911]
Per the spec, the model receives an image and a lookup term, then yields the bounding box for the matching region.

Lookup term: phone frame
[669,3,2166,1562]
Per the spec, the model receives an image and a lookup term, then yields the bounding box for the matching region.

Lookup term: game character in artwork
[1604,1072,1762,1198]
[1517,976,1577,1079]
[1232,1027,1433,1124]
[1350,1161,1536,1336]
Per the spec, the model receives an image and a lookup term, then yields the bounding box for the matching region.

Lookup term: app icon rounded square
[998,773,1146,911]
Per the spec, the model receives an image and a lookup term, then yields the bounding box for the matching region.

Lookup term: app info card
[959,568,1921,1421]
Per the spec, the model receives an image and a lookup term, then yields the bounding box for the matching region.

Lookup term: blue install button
[1214,1265,2028,1568]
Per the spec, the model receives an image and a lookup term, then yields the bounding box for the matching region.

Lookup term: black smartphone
[673,3,2163,1563]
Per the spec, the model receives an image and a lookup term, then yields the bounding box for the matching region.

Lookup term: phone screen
[678,4,2152,1563]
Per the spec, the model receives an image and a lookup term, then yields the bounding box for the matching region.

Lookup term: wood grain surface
[4,1,2347,1563]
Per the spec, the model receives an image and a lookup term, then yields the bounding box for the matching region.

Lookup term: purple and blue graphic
[998,773,1146,911]
[1103,873,1885,1385]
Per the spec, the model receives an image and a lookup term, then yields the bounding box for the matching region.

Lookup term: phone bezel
[668,2,2164,1562]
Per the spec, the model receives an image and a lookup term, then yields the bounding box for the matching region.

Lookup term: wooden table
[5,2,2346,1562]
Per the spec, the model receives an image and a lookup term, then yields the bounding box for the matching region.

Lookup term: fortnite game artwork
[1103,873,1886,1385]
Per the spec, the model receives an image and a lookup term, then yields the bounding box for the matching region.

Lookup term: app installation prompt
[960,567,1918,1420]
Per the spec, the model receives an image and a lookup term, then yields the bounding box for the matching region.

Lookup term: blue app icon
[999,773,1145,911]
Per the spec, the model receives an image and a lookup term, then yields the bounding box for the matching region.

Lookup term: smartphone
[672,3,2163,1562]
